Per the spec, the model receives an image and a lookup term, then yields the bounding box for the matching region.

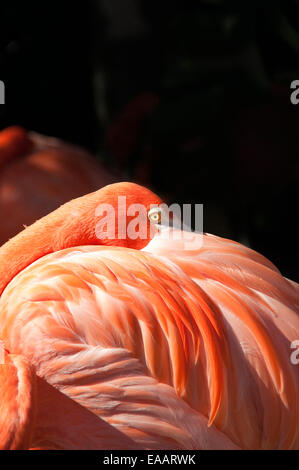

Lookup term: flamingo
[0,182,298,450]
[0,126,117,245]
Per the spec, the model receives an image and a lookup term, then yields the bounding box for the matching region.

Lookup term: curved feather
[0,228,298,449]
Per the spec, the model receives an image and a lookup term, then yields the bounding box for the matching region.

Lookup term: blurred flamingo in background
[0,126,117,245]
[0,182,298,450]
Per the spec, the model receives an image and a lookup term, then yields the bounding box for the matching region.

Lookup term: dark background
[0,0,298,280]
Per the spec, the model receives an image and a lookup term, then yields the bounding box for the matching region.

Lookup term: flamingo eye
[148,207,162,224]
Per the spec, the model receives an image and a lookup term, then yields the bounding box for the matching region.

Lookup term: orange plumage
[0,182,298,449]
[0,126,116,245]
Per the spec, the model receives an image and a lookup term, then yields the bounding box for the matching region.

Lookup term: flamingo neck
[0,192,100,297]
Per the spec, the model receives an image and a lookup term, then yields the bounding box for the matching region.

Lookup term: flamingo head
[88,182,163,250]
[0,126,33,166]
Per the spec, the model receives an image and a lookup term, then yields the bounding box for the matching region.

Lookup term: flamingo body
[0,183,298,449]
[0,126,116,245]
